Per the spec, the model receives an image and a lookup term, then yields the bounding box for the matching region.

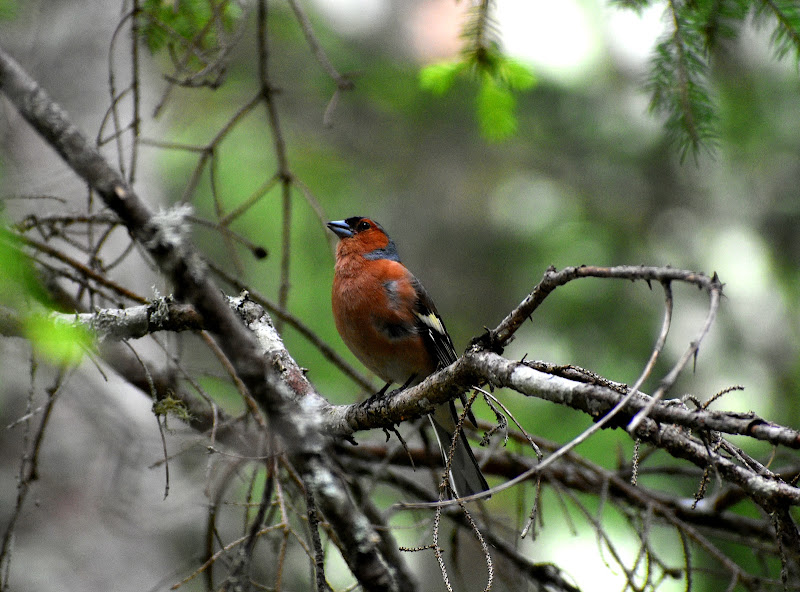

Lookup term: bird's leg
[362,374,417,407]
[362,381,393,406]
[387,373,417,397]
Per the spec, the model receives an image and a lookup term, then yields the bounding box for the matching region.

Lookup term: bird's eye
[356,220,371,232]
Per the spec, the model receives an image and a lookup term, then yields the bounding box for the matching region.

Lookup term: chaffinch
[327,216,489,498]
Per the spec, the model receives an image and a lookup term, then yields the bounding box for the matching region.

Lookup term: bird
[327,216,490,499]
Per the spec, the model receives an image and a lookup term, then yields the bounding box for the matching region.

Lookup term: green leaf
[24,315,91,366]
[1,223,90,365]
[0,228,48,306]
[419,61,465,95]
[476,78,517,142]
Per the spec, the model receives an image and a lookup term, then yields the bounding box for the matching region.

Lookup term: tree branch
[480,264,720,352]
[0,45,403,592]
[326,351,800,453]
[6,294,799,460]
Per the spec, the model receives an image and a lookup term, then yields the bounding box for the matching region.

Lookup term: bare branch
[478,265,721,352]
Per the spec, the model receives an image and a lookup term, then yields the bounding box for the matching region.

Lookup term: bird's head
[327,217,400,262]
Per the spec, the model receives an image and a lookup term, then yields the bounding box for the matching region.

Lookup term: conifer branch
[648,0,718,159]
[757,0,800,60]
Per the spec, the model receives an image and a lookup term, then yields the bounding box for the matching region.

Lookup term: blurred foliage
[420,2,536,141]
[136,0,800,154]
[23,314,90,366]
[139,0,242,52]
[2,0,800,590]
[0,226,41,307]
[139,0,243,79]
[754,0,800,61]
[420,55,536,141]
[641,0,800,158]
[140,0,800,426]
[0,0,17,20]
[0,225,89,366]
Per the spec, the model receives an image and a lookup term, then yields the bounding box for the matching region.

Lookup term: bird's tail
[429,402,490,499]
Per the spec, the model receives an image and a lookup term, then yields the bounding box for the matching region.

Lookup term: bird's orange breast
[332,255,435,384]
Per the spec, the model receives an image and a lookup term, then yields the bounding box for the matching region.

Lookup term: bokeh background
[1,1,799,590]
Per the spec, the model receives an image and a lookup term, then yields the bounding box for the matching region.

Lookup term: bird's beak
[327,220,353,239]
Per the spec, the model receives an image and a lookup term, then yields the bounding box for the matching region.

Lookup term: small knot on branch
[469,327,505,355]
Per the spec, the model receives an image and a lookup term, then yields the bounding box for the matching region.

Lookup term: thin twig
[8,231,147,304]
[1,363,68,585]
[305,489,332,592]
[256,0,293,331]
[483,265,721,350]
[629,276,722,432]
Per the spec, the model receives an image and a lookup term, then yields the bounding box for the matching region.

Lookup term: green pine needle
[477,77,518,141]
[697,0,750,49]
[419,61,466,95]
[419,53,535,142]
[498,58,537,91]
[609,0,655,11]
[756,0,800,61]
[418,0,535,142]
[139,0,243,59]
[647,0,719,159]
